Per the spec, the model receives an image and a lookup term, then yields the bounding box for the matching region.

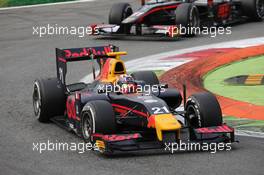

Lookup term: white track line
[0,0,95,11]
[126,37,264,67]
[235,130,264,139]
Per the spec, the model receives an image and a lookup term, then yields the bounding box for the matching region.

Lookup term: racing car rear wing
[55,45,119,89]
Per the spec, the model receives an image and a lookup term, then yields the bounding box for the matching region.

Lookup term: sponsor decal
[195,125,234,134]
[66,96,76,120]
[93,133,141,141]
[144,99,158,103]
[64,46,111,58]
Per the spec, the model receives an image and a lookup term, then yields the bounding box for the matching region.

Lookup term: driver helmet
[117,75,137,94]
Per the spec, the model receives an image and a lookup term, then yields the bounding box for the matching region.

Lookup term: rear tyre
[186,92,222,128]
[240,0,264,21]
[33,78,65,123]
[131,71,159,86]
[81,100,116,143]
[109,3,133,34]
[175,3,200,36]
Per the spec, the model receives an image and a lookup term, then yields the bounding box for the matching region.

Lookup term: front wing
[89,24,181,38]
[92,124,236,154]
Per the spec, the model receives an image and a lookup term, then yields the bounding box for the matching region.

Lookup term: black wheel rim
[257,0,264,18]
[123,6,132,19]
[189,8,199,28]
[33,83,41,118]
[82,113,93,141]
[186,105,200,128]
[122,6,133,34]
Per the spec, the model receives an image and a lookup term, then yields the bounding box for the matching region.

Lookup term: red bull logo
[64,46,112,58]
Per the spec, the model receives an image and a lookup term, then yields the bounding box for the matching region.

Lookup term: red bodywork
[217,3,231,19]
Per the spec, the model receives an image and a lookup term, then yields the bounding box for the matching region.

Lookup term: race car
[90,0,264,37]
[33,45,235,154]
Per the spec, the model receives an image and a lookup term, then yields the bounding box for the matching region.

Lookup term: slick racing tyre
[186,92,223,128]
[241,0,264,21]
[175,3,200,36]
[33,78,65,123]
[80,100,116,143]
[109,3,133,34]
[131,71,160,86]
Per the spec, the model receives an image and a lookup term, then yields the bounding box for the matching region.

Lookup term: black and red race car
[33,45,235,155]
[90,0,264,37]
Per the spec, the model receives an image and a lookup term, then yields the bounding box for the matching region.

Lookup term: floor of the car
[50,116,70,131]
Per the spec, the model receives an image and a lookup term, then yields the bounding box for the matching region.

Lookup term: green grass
[204,55,264,105]
[0,0,74,7]
[0,0,8,7]
[224,116,264,132]
[154,70,165,77]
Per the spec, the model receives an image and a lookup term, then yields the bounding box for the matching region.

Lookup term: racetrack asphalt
[0,0,264,174]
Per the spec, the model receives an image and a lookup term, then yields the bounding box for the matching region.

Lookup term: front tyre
[175,3,200,36]
[186,92,222,128]
[109,3,133,34]
[241,0,264,21]
[81,100,116,143]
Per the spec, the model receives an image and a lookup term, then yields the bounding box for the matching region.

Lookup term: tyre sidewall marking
[33,81,42,119]
[187,97,202,128]
[82,104,96,137]
[256,0,264,19]
[189,5,194,27]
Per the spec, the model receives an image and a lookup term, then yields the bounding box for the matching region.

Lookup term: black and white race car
[90,0,264,37]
